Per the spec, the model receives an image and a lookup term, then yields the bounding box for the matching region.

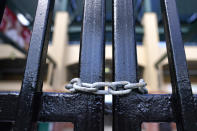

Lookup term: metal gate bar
[161,0,197,130]
[112,0,141,130]
[74,0,105,130]
[112,0,197,131]
[14,0,55,130]
[2,93,197,121]
[0,93,176,121]
[10,0,105,130]
[0,0,105,130]
[0,0,197,131]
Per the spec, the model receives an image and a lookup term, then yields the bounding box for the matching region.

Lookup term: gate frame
[0,0,197,131]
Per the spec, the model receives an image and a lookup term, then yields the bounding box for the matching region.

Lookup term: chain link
[65,78,148,95]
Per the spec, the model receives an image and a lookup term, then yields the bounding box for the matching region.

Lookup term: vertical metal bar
[113,0,141,131]
[161,0,197,130]
[14,0,55,130]
[74,0,105,130]
[0,0,6,22]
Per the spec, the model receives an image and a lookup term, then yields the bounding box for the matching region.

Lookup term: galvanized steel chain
[65,78,148,95]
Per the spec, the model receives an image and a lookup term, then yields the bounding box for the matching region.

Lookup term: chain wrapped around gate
[65,78,148,95]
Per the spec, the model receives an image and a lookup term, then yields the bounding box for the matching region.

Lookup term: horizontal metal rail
[0,92,197,123]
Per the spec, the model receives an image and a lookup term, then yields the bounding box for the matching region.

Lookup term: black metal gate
[0,0,197,131]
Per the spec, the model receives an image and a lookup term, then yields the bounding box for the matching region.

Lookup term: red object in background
[0,7,31,50]
[52,122,74,131]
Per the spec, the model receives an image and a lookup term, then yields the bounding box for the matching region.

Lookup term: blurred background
[0,0,197,130]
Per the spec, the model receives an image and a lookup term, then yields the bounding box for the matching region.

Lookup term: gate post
[14,0,55,130]
[161,0,197,130]
[113,0,141,130]
[74,0,105,130]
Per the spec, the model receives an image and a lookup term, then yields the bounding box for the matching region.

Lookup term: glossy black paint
[112,0,141,130]
[112,0,197,130]
[1,92,197,123]
[161,0,197,130]
[0,0,197,130]
[75,0,105,130]
[14,0,55,130]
